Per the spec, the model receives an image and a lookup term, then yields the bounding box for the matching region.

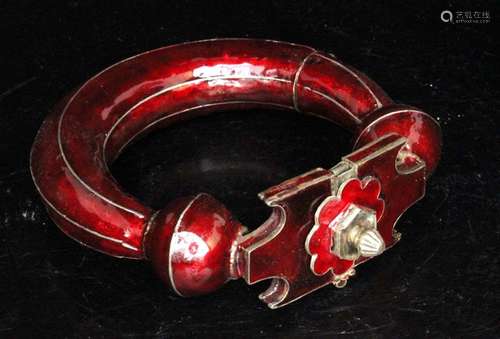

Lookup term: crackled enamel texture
[31,39,441,306]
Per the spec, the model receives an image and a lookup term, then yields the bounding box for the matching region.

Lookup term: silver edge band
[168,193,204,296]
[292,51,318,111]
[314,53,383,108]
[142,209,160,258]
[352,109,440,148]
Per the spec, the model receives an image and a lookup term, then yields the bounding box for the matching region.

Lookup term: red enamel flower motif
[306,178,385,276]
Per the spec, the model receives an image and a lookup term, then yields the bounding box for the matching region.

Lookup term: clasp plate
[237,133,426,309]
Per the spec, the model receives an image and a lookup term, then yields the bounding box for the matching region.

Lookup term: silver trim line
[30,161,140,251]
[108,101,294,163]
[315,53,383,108]
[352,109,441,148]
[168,193,204,296]
[292,51,318,111]
[54,45,375,227]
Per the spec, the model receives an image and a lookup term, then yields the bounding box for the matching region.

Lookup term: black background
[1,1,499,338]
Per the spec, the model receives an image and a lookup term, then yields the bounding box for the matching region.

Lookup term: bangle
[31,38,441,309]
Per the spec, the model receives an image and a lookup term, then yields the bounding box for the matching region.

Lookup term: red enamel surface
[238,168,335,308]
[354,104,442,175]
[30,39,441,304]
[144,197,191,284]
[238,134,427,308]
[347,134,427,253]
[307,178,384,276]
[145,194,244,296]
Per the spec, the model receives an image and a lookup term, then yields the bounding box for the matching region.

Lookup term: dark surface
[1,1,499,338]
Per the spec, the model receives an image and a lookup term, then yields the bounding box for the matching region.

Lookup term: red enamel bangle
[31,39,441,309]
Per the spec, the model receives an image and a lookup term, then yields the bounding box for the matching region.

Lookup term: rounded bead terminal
[144,193,245,296]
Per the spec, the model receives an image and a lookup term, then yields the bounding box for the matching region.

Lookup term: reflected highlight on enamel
[30,39,441,309]
[171,231,210,262]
